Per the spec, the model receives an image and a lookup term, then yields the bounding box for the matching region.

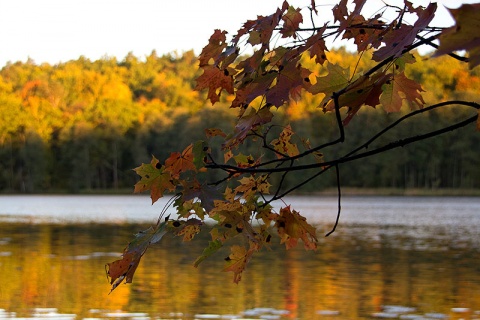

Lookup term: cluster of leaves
[107,0,480,291]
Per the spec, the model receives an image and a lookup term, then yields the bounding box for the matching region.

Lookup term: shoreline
[1,187,480,197]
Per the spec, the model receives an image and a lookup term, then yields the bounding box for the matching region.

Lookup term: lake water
[0,195,480,319]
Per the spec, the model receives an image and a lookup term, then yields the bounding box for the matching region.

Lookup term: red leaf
[198,29,228,67]
[305,26,328,65]
[165,144,196,178]
[281,5,303,39]
[195,65,234,105]
[265,62,311,107]
[373,3,437,61]
[106,222,168,292]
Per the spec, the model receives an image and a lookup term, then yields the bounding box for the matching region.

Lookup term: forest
[0,48,479,193]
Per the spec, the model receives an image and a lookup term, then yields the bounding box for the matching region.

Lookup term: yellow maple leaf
[276,206,318,250]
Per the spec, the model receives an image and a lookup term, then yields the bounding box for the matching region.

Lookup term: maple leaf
[321,72,389,124]
[311,0,317,14]
[228,153,261,175]
[380,72,425,112]
[302,138,324,164]
[198,29,228,67]
[205,128,226,138]
[174,197,206,219]
[343,15,386,52]
[305,26,328,65]
[308,63,350,108]
[223,244,255,283]
[170,218,202,241]
[234,175,271,200]
[312,64,387,123]
[232,72,277,109]
[393,53,416,72]
[181,179,222,213]
[270,124,299,158]
[106,221,168,293]
[194,239,223,267]
[192,140,209,169]
[195,65,234,105]
[433,3,480,69]
[223,106,274,149]
[276,206,318,250]
[333,0,367,37]
[281,5,303,39]
[164,144,196,178]
[265,62,311,107]
[133,156,176,204]
[372,3,437,61]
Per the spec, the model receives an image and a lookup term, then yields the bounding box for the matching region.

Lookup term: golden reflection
[0,222,480,319]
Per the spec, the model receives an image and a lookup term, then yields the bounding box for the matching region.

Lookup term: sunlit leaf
[195,65,234,105]
[133,156,176,204]
[165,144,196,178]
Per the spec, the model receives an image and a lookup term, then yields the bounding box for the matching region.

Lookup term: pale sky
[0,0,476,67]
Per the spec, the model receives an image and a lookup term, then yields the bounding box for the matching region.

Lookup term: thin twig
[325,164,341,237]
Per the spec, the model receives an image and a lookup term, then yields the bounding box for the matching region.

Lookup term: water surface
[0,195,479,319]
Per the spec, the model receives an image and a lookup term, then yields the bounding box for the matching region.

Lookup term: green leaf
[133,156,176,204]
[192,140,209,169]
[194,239,223,267]
[308,63,350,108]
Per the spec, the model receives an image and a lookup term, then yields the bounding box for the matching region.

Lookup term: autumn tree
[106,0,480,291]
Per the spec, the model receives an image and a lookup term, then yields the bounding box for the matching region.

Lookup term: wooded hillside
[0,49,478,193]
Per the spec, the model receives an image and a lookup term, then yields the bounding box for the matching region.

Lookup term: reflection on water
[0,195,479,319]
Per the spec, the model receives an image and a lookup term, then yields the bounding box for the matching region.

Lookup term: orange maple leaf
[165,144,196,178]
[195,65,234,105]
[234,175,271,200]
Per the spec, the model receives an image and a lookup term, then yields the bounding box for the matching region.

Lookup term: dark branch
[325,164,341,237]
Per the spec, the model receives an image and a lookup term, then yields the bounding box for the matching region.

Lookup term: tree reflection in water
[0,219,479,319]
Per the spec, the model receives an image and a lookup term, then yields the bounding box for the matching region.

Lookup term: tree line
[0,49,478,193]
